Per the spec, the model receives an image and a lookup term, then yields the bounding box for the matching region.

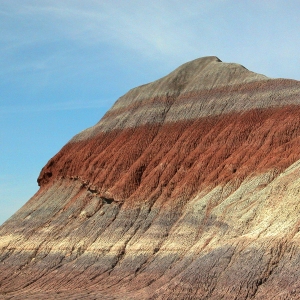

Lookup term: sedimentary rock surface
[1,56,300,299]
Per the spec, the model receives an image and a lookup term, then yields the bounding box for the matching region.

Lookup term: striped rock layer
[1,56,300,299]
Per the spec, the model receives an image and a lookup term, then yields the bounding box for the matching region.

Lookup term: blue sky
[1,0,300,225]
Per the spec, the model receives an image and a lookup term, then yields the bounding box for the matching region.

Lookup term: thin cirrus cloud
[0,99,111,114]
[0,1,220,68]
[1,0,299,81]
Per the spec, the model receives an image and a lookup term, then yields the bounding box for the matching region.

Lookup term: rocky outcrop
[1,56,300,299]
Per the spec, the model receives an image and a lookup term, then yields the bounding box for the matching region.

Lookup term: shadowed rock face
[1,56,300,299]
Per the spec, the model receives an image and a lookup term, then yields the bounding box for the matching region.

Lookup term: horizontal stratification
[3,57,300,299]
[3,160,300,299]
[72,57,300,141]
[38,105,300,204]
[72,77,300,140]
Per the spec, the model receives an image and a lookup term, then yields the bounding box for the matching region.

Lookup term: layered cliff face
[1,56,300,299]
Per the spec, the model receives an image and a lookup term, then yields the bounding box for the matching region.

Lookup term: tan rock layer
[70,56,300,141]
[2,162,300,299]
[80,78,300,137]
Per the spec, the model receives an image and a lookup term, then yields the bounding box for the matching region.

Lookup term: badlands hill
[1,56,300,299]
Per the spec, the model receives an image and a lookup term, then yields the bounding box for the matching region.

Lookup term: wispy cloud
[1,0,300,80]
[0,99,112,114]
[0,1,224,70]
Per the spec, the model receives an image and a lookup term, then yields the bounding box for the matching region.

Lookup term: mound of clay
[1,57,300,299]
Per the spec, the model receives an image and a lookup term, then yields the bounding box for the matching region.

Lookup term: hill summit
[1,57,300,299]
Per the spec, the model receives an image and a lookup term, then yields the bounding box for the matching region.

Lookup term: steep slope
[1,56,300,299]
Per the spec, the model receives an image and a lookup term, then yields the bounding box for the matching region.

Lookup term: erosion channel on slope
[1,56,300,299]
